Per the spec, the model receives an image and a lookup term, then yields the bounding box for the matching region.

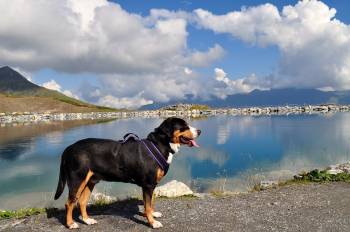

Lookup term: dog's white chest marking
[167,153,173,164]
[169,143,180,153]
[168,143,180,164]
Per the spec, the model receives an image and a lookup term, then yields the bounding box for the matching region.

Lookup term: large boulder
[154,180,193,198]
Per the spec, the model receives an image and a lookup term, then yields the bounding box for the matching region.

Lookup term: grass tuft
[210,190,229,197]
[293,169,350,182]
[253,169,350,192]
[0,208,46,219]
[156,194,197,200]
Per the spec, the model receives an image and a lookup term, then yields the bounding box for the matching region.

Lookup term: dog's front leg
[151,192,162,218]
[143,187,163,229]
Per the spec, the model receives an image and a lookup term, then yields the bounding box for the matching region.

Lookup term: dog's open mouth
[180,136,199,147]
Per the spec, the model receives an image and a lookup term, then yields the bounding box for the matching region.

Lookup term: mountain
[141,88,350,110]
[0,66,41,93]
[0,66,116,113]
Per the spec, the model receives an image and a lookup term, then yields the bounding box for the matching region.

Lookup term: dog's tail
[54,153,67,200]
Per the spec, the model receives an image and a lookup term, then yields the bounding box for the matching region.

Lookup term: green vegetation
[0,208,45,219]
[156,194,197,200]
[93,198,115,207]
[162,103,210,111]
[293,169,350,182]
[253,169,350,192]
[36,90,119,112]
[210,190,229,197]
[0,66,120,112]
[1,89,120,113]
[189,104,210,111]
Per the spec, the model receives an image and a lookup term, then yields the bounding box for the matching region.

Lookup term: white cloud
[97,92,153,109]
[42,79,79,99]
[0,0,225,108]
[42,80,61,92]
[62,90,79,99]
[184,44,225,67]
[4,0,350,108]
[96,67,201,102]
[194,0,350,91]
[213,68,268,99]
[0,0,221,75]
[184,67,193,75]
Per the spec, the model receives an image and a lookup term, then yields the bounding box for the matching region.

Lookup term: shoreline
[1,183,350,231]
[1,162,350,218]
[1,103,350,126]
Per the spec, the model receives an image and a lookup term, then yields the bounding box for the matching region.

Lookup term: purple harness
[120,133,169,174]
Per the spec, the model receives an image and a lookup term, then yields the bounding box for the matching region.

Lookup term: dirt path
[1,182,350,232]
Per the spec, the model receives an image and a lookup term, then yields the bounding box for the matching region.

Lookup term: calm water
[1,113,350,209]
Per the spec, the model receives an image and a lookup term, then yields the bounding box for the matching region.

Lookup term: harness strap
[119,133,169,174]
[120,133,140,143]
[141,139,169,174]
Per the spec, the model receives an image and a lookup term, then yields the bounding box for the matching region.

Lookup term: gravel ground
[1,182,350,232]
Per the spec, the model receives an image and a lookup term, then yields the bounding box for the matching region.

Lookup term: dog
[54,117,201,229]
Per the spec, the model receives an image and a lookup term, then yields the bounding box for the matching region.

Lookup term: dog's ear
[156,118,174,139]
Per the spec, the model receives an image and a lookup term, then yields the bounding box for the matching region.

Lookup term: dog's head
[156,117,201,147]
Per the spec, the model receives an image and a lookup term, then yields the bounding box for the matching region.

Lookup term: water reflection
[1,114,350,209]
[0,137,34,160]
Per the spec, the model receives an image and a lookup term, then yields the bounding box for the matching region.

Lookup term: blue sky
[108,0,350,78]
[1,0,350,108]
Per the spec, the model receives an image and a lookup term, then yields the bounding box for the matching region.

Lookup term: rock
[259,180,279,190]
[326,169,344,175]
[326,164,346,175]
[90,192,117,204]
[337,163,350,173]
[154,180,193,198]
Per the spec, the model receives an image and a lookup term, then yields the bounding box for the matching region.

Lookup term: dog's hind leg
[65,198,79,229]
[65,170,94,229]
[79,181,97,225]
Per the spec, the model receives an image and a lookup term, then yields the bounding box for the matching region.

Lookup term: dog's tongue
[189,139,200,147]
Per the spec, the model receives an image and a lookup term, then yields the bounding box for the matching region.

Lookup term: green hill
[0,66,117,113]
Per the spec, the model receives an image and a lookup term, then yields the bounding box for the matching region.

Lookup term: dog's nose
[197,129,201,136]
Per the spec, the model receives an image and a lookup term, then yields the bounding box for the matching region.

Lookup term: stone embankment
[1,104,350,125]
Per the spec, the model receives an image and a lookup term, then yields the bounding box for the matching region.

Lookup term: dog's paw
[151,220,163,229]
[152,212,162,218]
[82,217,97,225]
[68,222,79,229]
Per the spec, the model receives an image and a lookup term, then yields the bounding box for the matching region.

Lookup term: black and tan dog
[54,117,201,229]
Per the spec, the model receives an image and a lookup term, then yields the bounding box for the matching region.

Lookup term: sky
[1,0,350,108]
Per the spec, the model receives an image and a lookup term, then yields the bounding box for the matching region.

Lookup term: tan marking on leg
[76,170,94,200]
[151,191,155,210]
[65,199,77,229]
[143,187,163,228]
[78,182,95,222]
[156,168,164,184]
[143,188,154,225]
[65,170,94,229]
[151,191,162,218]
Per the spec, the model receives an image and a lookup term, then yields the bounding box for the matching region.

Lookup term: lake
[1,113,350,210]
